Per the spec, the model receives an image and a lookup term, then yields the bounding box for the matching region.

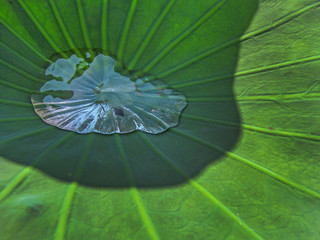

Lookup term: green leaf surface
[0,0,320,239]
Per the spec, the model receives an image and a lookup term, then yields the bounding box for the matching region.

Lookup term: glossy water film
[31,52,187,134]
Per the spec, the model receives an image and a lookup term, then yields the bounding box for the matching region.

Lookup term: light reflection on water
[31,52,187,134]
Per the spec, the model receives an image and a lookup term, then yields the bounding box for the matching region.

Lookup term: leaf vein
[182,113,320,142]
[0,17,50,62]
[0,133,73,202]
[117,0,138,61]
[17,0,66,57]
[138,132,264,240]
[142,0,229,72]
[127,0,176,70]
[155,2,320,78]
[54,135,93,240]
[171,129,320,200]
[115,135,159,240]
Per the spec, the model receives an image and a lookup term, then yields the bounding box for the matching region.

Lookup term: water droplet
[32,51,187,134]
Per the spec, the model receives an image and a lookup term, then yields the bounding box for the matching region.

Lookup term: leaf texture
[0,0,319,239]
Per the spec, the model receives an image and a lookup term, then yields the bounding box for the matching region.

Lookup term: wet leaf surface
[32,53,187,134]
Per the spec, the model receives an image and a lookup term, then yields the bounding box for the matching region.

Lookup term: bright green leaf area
[0,0,320,240]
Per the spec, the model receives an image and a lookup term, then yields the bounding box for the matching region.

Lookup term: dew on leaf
[31,52,187,134]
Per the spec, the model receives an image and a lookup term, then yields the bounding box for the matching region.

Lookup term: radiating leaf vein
[0,59,46,83]
[172,55,320,89]
[115,135,159,240]
[55,135,93,240]
[17,0,67,57]
[138,132,264,240]
[0,17,50,62]
[182,113,320,143]
[0,133,73,202]
[49,0,83,58]
[0,41,41,71]
[127,0,176,70]
[117,0,138,61]
[171,129,320,200]
[155,2,320,79]
[142,0,230,72]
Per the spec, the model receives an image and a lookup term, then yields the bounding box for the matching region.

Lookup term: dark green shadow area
[0,0,258,188]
